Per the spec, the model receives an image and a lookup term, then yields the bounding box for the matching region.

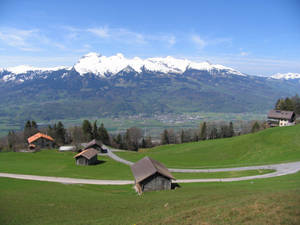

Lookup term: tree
[92,120,99,140]
[125,127,142,151]
[98,123,110,145]
[23,120,39,142]
[180,129,185,143]
[251,121,260,133]
[199,122,207,140]
[228,122,234,137]
[209,127,218,140]
[161,129,169,145]
[55,121,66,145]
[82,120,93,141]
[7,131,17,150]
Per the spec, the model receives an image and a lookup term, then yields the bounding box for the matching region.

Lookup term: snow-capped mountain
[271,73,300,80]
[74,52,245,77]
[0,52,245,82]
[0,52,300,123]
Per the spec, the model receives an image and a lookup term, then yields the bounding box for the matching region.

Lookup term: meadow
[0,150,273,180]
[116,125,300,168]
[1,172,299,225]
[1,125,300,224]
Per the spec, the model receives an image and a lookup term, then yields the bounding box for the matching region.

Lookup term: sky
[0,0,299,76]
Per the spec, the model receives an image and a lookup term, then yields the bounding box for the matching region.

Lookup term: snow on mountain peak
[5,65,68,74]
[73,52,245,77]
[271,72,300,80]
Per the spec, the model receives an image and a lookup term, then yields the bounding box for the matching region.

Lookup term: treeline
[0,119,266,152]
[160,121,263,145]
[274,95,300,114]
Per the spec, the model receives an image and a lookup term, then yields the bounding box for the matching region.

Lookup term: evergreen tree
[92,120,99,140]
[98,123,110,145]
[161,129,169,145]
[284,97,294,111]
[199,122,207,140]
[55,121,66,145]
[180,129,185,143]
[228,122,234,137]
[23,120,32,142]
[31,120,38,134]
[141,138,147,148]
[82,120,93,141]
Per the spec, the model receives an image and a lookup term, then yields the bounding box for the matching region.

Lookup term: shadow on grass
[94,160,106,165]
[171,183,181,190]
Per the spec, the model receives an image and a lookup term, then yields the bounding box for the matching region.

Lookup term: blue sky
[0,0,299,75]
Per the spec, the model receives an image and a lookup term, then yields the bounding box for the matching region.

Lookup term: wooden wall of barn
[140,173,171,192]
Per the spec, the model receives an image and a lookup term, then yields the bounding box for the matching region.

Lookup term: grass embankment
[116,125,300,168]
[1,172,300,225]
[0,150,273,179]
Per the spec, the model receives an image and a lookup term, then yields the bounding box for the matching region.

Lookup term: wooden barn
[130,156,175,194]
[74,148,98,165]
[84,139,107,153]
[27,132,55,149]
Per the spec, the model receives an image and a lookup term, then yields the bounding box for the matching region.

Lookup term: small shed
[130,156,175,194]
[74,148,98,165]
[84,139,106,153]
[27,132,55,149]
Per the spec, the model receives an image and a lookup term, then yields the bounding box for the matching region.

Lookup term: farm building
[84,139,107,153]
[267,110,296,127]
[27,132,55,149]
[130,156,175,194]
[74,148,98,165]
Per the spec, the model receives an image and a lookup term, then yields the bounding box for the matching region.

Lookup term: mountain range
[0,52,299,123]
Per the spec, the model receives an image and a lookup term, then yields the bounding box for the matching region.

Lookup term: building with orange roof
[27,132,55,149]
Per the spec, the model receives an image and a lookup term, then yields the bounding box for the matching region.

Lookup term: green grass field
[116,125,300,168]
[1,172,299,225]
[0,150,273,180]
[1,125,300,224]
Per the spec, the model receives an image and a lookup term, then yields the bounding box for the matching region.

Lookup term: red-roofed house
[27,132,55,149]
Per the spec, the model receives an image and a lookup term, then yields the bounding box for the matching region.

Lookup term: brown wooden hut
[27,132,55,149]
[84,139,106,153]
[130,156,175,194]
[74,148,98,165]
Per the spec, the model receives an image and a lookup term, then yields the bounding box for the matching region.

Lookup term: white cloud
[87,27,110,38]
[240,51,249,56]
[191,35,206,49]
[0,28,41,51]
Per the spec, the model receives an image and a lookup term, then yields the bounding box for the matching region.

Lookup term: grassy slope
[116,125,300,168]
[0,150,133,180]
[0,150,273,179]
[0,172,299,225]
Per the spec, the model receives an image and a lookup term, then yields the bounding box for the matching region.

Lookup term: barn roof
[84,139,102,150]
[130,156,175,183]
[74,148,98,160]
[28,132,54,144]
[267,110,295,120]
